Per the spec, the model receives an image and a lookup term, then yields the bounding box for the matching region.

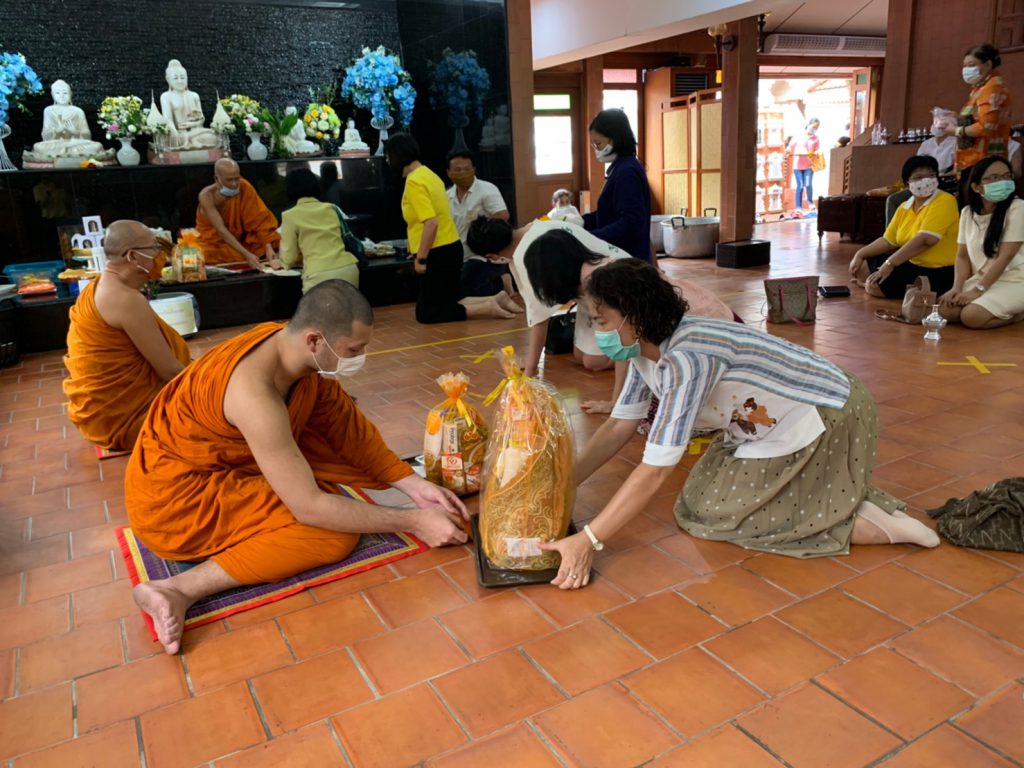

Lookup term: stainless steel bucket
[661,208,720,258]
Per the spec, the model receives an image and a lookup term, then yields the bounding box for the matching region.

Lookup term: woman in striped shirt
[539,260,938,591]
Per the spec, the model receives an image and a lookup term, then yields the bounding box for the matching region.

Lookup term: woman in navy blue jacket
[583,109,653,263]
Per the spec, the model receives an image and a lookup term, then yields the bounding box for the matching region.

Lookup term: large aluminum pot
[650,214,677,253]
[661,208,720,258]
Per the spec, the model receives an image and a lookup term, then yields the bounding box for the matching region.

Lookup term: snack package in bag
[423,372,489,496]
[479,347,575,570]
[172,229,207,283]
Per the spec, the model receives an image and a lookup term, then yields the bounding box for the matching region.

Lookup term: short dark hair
[446,149,475,168]
[285,168,322,203]
[584,259,687,345]
[384,132,420,170]
[523,229,607,306]
[901,155,939,184]
[289,279,373,338]
[965,155,1016,258]
[466,217,514,257]
[966,43,1001,68]
[589,109,637,157]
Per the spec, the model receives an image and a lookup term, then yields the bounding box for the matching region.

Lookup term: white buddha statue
[479,116,496,149]
[160,59,219,150]
[340,118,369,153]
[27,80,107,159]
[493,104,511,147]
[283,106,319,155]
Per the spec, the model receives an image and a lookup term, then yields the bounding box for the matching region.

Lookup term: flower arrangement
[428,48,490,126]
[98,96,144,140]
[303,103,342,141]
[142,108,171,135]
[219,94,263,134]
[259,108,300,157]
[341,46,417,127]
[0,51,44,128]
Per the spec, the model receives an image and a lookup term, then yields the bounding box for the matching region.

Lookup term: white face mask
[313,336,366,380]
[594,144,616,163]
[963,66,983,85]
[908,177,939,198]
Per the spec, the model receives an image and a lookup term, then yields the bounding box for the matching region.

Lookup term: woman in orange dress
[944,43,1012,173]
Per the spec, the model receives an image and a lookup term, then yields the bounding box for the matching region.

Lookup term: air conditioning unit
[763,34,886,57]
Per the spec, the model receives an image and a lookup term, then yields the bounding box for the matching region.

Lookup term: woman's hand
[939,289,961,307]
[413,258,427,275]
[848,253,864,279]
[957,287,983,305]
[864,261,893,289]
[538,531,595,590]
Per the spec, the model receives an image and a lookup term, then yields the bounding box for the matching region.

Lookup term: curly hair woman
[538,259,938,591]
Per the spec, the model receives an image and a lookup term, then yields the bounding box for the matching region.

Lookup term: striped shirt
[611,317,851,466]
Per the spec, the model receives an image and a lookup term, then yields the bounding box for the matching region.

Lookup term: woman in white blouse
[940,156,1024,328]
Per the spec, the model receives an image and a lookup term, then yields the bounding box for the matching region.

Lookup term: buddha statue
[493,104,511,147]
[26,80,107,160]
[339,118,369,154]
[283,106,320,155]
[160,59,219,150]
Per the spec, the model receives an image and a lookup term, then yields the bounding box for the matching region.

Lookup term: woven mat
[117,485,426,638]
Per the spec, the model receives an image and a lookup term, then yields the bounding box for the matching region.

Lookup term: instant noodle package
[423,372,489,496]
[479,347,575,570]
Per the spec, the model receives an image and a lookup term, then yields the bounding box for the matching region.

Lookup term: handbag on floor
[874,275,936,324]
[764,276,819,324]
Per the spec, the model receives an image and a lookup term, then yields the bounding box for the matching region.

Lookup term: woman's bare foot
[462,296,515,319]
[133,581,190,654]
[495,292,524,314]
[581,399,612,414]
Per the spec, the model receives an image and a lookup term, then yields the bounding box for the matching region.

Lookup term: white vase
[370,115,395,157]
[0,125,16,171]
[247,132,268,161]
[116,138,140,166]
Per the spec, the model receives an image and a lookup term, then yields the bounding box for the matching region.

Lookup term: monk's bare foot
[133,581,189,654]
[581,399,612,414]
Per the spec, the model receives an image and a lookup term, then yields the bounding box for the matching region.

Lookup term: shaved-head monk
[63,220,191,451]
[196,158,283,269]
[127,280,468,654]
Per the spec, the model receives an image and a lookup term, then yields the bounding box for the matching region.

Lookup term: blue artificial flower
[428,48,491,125]
[0,51,43,127]
[341,45,417,126]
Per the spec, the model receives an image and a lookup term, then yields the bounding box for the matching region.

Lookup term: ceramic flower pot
[0,125,17,171]
[117,138,141,166]
[247,132,268,161]
[370,115,395,157]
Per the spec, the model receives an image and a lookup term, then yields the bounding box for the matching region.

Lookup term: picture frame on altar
[81,238,94,249]
[82,216,103,235]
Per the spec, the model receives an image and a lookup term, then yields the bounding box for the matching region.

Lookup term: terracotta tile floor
[1,219,1023,767]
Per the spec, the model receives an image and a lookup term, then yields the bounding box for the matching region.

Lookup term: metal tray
[472,517,577,588]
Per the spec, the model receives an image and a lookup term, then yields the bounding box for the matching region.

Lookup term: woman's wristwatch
[955,126,965,138]
[976,283,987,293]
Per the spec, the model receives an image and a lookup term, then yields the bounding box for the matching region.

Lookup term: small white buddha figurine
[493,104,511,146]
[340,118,369,153]
[28,80,106,159]
[479,116,496,149]
[160,59,219,150]
[283,106,320,155]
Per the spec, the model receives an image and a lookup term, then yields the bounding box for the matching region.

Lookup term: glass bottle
[922,304,946,340]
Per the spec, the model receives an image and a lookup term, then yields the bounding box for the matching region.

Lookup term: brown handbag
[764,276,819,324]
[874,275,936,324]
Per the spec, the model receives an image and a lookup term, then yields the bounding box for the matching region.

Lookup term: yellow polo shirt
[402,165,460,254]
[883,190,959,268]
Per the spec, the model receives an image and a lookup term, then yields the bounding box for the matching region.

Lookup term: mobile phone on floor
[818,285,851,298]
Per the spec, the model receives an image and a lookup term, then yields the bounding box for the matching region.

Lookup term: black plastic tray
[472,516,577,588]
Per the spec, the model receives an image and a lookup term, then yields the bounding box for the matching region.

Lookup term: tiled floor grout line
[245,679,274,740]
[273,619,300,665]
[134,716,148,768]
[809,677,913,745]
[342,644,381,700]
[732,721,798,768]
[944,611,1024,653]
[324,717,357,768]
[947,700,1024,766]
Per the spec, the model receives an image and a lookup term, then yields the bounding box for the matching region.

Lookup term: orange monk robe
[195,178,282,265]
[63,277,191,451]
[126,323,413,585]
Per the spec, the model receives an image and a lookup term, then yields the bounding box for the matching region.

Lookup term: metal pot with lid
[660,208,720,258]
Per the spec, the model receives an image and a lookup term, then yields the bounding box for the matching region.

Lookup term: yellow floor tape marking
[936,356,1017,375]
[459,350,496,364]
[367,327,527,357]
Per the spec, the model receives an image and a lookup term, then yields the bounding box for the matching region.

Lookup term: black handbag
[545,307,576,354]
[333,206,367,269]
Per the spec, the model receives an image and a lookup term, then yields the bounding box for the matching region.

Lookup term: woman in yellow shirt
[385,133,518,323]
[279,169,360,294]
[849,156,958,298]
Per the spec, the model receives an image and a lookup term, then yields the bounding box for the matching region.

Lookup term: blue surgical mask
[982,179,1015,202]
[963,66,983,85]
[594,319,640,361]
[220,186,240,197]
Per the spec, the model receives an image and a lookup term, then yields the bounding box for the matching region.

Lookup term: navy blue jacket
[582,156,653,262]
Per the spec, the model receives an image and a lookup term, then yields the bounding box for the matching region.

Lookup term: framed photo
[81,215,103,235]
[81,238,94,249]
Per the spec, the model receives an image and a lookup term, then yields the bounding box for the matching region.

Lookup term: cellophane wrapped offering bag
[424,372,489,496]
[479,347,575,570]
[172,229,207,283]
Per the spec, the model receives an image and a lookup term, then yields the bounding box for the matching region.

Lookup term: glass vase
[0,124,17,171]
[370,115,395,157]
[449,115,470,153]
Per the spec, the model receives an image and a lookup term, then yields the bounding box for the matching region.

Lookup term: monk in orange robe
[195,158,283,268]
[63,220,191,451]
[127,280,468,654]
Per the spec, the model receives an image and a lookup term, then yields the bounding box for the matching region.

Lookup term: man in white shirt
[445,150,512,296]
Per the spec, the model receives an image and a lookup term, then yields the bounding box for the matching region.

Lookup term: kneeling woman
[849,155,958,298]
[939,156,1024,329]
[542,260,938,589]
